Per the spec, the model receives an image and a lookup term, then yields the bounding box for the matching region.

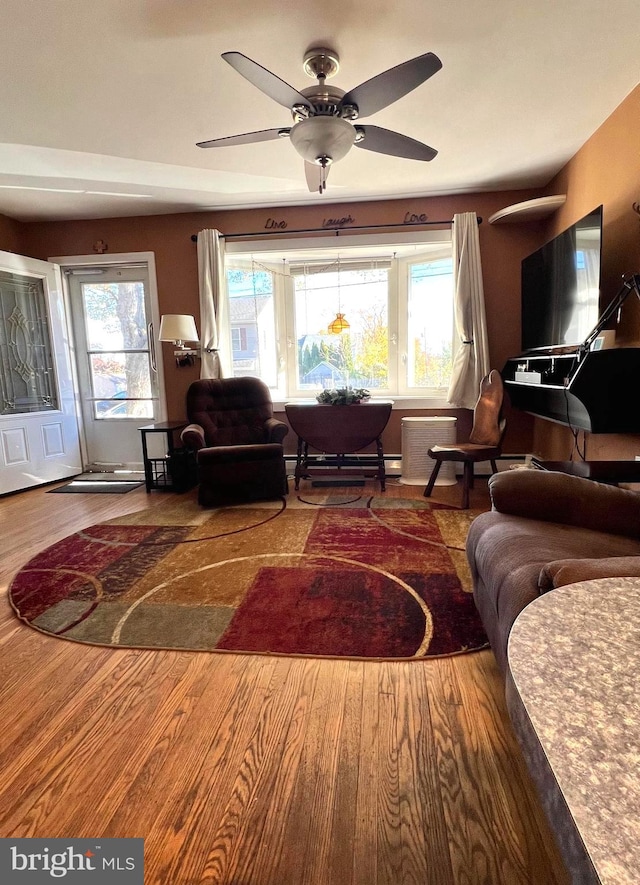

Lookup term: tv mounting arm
[579,272,640,357]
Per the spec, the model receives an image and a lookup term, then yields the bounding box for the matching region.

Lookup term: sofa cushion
[488,469,640,540]
[539,555,640,590]
[468,512,640,603]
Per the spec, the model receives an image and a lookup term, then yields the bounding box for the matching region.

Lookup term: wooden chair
[423,370,506,509]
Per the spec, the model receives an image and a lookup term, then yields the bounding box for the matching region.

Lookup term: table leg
[376,437,386,491]
[294,436,304,490]
[140,431,153,493]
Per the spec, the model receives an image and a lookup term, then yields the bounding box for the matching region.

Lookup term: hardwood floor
[0,477,570,884]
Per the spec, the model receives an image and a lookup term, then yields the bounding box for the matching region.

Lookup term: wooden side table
[285,400,393,490]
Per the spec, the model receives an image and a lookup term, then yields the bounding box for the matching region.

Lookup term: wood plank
[429,654,570,884]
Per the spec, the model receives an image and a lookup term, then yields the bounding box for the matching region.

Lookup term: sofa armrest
[265,417,289,444]
[181,423,206,452]
[488,470,640,540]
[539,555,640,590]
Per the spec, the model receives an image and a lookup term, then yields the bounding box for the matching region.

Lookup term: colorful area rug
[9,494,488,660]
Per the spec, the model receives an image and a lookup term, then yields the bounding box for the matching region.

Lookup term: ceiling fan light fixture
[289,116,355,165]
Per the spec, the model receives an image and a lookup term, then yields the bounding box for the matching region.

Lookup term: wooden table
[285,400,393,490]
[531,458,640,485]
[507,578,640,883]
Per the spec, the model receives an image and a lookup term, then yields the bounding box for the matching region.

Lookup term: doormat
[48,480,144,495]
[10,494,488,660]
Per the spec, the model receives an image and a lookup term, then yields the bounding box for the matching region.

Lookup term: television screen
[521,206,602,352]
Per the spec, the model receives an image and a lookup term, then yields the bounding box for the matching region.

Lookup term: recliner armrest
[488,469,640,540]
[181,423,206,452]
[265,417,289,444]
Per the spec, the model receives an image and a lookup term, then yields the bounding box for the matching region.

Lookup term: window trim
[396,249,458,397]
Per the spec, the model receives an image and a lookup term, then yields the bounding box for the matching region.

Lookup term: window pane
[0,270,58,414]
[407,259,453,388]
[294,267,389,390]
[94,398,154,419]
[81,281,148,351]
[227,268,278,387]
[90,351,152,402]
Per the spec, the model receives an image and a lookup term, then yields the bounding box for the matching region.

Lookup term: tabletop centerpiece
[315,387,370,405]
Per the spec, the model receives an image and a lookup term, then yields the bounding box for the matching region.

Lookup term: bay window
[225,233,454,403]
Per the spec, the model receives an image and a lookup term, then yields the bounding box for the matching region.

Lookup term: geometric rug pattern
[9,494,489,660]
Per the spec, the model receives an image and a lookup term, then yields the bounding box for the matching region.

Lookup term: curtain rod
[190,217,482,242]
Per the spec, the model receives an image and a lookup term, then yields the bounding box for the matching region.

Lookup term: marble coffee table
[506,578,640,884]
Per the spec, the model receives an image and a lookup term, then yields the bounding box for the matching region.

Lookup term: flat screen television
[521,205,603,352]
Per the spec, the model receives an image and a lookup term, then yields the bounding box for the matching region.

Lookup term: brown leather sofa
[466,469,640,676]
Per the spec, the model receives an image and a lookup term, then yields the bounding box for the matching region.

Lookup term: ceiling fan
[197,48,442,194]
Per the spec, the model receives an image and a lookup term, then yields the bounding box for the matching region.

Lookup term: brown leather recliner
[181,377,289,507]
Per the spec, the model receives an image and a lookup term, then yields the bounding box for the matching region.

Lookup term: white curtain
[447,212,490,408]
[197,228,230,379]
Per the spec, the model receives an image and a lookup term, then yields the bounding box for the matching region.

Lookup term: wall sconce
[159,314,200,366]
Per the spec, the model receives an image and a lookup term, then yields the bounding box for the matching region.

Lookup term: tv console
[502,347,640,432]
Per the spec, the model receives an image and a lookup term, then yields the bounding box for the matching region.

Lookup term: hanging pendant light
[328,312,350,334]
[328,256,349,334]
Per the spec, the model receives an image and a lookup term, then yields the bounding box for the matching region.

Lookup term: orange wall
[16,189,543,453]
[530,84,640,460]
[0,212,25,254]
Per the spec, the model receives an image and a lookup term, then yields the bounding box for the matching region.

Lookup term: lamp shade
[159,314,199,344]
[289,116,355,164]
[328,312,350,334]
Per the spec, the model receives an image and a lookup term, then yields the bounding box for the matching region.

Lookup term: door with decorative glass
[67,265,160,470]
[0,251,82,495]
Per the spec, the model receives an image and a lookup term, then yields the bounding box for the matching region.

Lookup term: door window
[0,269,58,414]
[79,278,155,419]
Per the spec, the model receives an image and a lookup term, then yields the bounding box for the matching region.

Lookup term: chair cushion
[196,445,288,506]
[429,443,501,462]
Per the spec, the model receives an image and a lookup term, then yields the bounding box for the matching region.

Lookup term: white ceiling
[1,0,639,223]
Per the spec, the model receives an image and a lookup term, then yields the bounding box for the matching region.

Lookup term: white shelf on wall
[488,195,567,225]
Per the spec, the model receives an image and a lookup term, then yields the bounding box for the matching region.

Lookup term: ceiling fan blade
[304,161,330,194]
[355,125,437,161]
[222,51,312,111]
[341,52,442,118]
[196,128,290,149]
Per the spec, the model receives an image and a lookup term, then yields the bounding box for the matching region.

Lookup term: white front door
[66,264,162,470]
[0,251,82,494]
